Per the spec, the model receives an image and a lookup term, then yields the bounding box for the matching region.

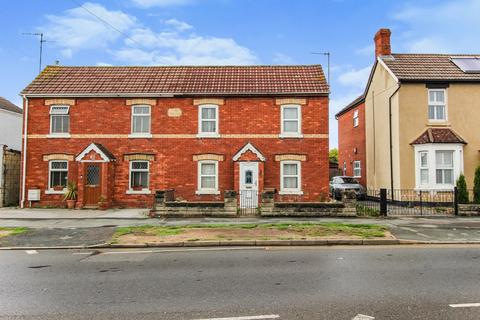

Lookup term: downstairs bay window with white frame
[414,144,463,190]
[197,104,219,137]
[127,161,150,194]
[280,160,302,194]
[196,160,219,194]
[47,160,68,193]
[280,104,302,138]
[49,105,70,137]
[130,105,151,138]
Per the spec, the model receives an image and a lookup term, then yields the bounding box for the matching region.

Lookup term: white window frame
[46,160,68,194]
[127,161,151,194]
[197,104,220,138]
[428,89,447,122]
[343,161,347,176]
[353,109,359,127]
[280,160,303,195]
[196,160,219,194]
[48,105,71,138]
[280,104,302,138]
[414,143,463,190]
[129,104,152,138]
[353,160,361,178]
[419,151,429,186]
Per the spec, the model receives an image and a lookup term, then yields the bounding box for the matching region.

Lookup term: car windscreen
[339,177,358,184]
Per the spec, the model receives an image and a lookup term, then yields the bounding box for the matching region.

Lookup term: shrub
[456,174,469,204]
[474,166,480,204]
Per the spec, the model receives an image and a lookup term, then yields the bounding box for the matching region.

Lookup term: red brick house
[20,65,329,209]
[335,95,366,186]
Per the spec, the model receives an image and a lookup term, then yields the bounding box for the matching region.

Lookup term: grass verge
[111,222,388,243]
[0,227,28,238]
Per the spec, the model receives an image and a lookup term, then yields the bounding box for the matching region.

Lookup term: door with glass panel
[84,164,101,206]
[239,162,259,210]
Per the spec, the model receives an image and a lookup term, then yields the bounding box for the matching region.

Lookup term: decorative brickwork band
[275,154,307,162]
[123,153,155,161]
[44,99,75,106]
[27,133,328,139]
[126,98,157,106]
[192,154,225,161]
[193,98,224,105]
[42,154,74,161]
[275,98,306,105]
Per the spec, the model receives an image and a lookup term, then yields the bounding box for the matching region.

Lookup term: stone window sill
[45,189,66,195]
[195,190,220,195]
[279,133,303,139]
[47,134,71,139]
[128,133,153,139]
[126,189,151,195]
[278,190,304,195]
[196,133,220,139]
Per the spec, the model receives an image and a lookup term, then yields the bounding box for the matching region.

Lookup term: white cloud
[38,2,257,65]
[393,0,480,53]
[130,0,192,7]
[39,2,136,57]
[164,19,193,31]
[337,66,371,90]
[272,53,296,65]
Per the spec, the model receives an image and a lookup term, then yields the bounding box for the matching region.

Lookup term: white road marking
[193,315,280,320]
[25,250,38,255]
[352,314,375,320]
[449,303,480,308]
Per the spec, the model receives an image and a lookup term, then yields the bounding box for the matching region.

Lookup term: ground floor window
[197,160,219,194]
[414,144,463,190]
[49,160,68,190]
[129,161,149,191]
[280,160,302,194]
[353,161,361,178]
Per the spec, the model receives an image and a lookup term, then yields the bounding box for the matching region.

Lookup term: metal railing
[356,188,456,216]
[238,189,259,216]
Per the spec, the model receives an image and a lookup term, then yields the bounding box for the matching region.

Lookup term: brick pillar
[76,162,85,209]
[261,188,275,215]
[224,190,238,215]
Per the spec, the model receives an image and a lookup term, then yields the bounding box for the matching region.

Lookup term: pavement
[2,208,480,247]
[1,245,480,319]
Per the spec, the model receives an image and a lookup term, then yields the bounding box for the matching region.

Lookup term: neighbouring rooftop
[21,65,329,96]
[0,97,22,114]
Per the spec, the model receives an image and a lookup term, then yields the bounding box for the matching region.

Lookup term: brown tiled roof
[335,95,364,118]
[411,128,467,145]
[0,97,22,114]
[381,54,480,81]
[21,65,328,96]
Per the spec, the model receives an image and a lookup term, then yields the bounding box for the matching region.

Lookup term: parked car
[330,176,366,200]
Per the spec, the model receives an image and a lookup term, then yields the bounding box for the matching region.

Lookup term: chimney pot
[374,28,391,58]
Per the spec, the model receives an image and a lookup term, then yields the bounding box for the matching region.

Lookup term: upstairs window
[198,104,219,136]
[428,89,446,121]
[353,109,359,127]
[131,105,151,135]
[129,161,149,190]
[50,105,70,134]
[49,160,68,190]
[281,104,302,137]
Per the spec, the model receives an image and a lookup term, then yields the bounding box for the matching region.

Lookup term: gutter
[21,92,330,98]
[20,95,28,208]
[388,84,401,200]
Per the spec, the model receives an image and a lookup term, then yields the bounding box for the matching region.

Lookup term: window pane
[284,120,298,133]
[283,107,298,119]
[436,106,445,119]
[436,169,443,184]
[436,151,453,167]
[420,169,429,184]
[51,161,67,169]
[429,91,435,102]
[435,90,444,103]
[245,170,253,184]
[201,107,216,120]
[201,176,215,189]
[133,116,150,133]
[86,166,100,185]
[132,161,148,170]
[283,163,298,175]
[428,105,435,119]
[444,169,453,184]
[420,152,428,167]
[284,177,298,189]
[201,163,215,175]
[50,171,67,188]
[131,172,148,188]
[201,120,216,133]
[133,106,149,114]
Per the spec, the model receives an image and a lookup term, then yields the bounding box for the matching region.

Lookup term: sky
[2,0,480,148]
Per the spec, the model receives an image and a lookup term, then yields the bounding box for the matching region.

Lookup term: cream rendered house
[365,29,480,193]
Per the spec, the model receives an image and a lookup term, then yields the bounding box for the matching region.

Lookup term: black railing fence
[356,188,457,216]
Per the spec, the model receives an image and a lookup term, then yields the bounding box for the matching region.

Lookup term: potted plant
[63,181,78,209]
[98,195,108,210]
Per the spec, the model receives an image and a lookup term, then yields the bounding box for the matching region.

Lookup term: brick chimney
[374,28,391,57]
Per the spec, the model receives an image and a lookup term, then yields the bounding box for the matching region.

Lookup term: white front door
[239,162,259,208]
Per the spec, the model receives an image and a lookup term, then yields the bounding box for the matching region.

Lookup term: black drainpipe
[389,84,401,201]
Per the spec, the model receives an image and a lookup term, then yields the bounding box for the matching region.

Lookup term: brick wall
[22,96,329,208]
[337,102,367,186]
